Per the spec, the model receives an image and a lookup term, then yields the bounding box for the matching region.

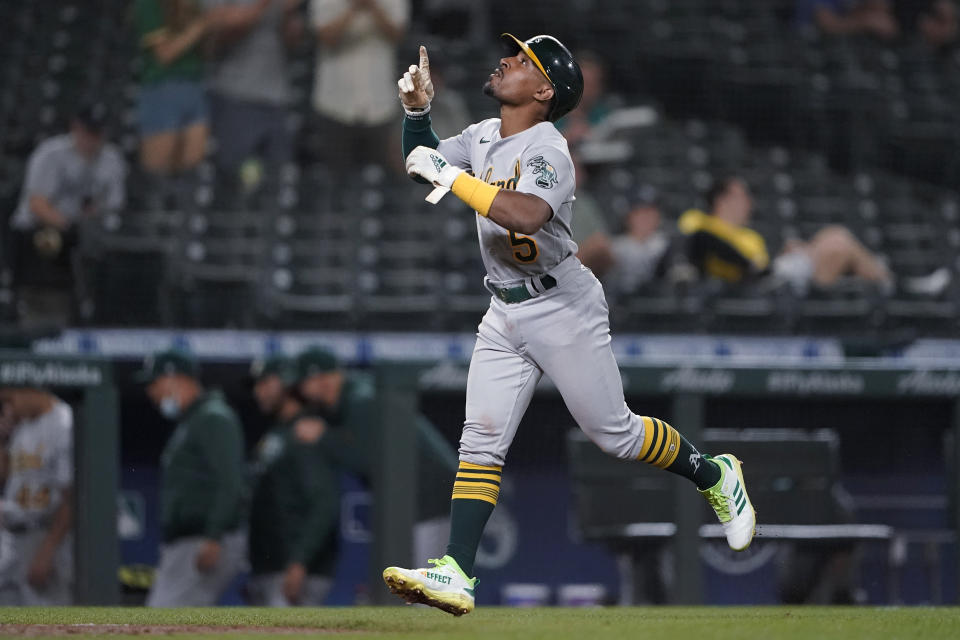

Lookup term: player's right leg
[524,267,755,551]
[384,303,541,615]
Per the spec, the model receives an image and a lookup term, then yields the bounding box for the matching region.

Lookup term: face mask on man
[159,395,181,420]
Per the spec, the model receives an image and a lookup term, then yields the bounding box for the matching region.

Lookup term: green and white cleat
[700,453,756,551]
[383,555,476,616]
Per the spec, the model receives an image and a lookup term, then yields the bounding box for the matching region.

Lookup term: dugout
[5,348,957,606]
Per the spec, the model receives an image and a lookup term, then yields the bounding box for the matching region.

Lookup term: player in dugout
[137,349,246,607]
[293,347,459,565]
[246,355,340,606]
[0,385,74,605]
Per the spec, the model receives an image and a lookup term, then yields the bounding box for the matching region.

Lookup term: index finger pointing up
[419,45,430,72]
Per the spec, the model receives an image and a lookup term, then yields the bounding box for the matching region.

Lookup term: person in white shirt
[606,191,670,297]
[9,103,126,327]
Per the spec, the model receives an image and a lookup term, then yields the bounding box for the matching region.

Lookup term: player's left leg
[523,267,755,550]
[384,303,540,615]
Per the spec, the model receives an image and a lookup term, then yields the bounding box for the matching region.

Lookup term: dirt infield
[0,625,350,636]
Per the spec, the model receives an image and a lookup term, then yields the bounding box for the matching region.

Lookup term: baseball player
[246,355,340,606]
[137,349,247,607]
[251,355,301,425]
[0,386,74,605]
[382,34,756,615]
[293,347,459,562]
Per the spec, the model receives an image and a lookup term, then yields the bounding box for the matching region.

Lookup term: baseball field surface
[0,606,957,639]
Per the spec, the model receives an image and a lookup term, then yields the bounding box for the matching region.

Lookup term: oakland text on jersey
[482,160,521,191]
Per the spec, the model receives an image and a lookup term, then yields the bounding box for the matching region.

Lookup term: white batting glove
[398,46,435,113]
[405,146,463,189]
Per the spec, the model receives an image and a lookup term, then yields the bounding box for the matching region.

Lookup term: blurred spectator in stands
[247,356,339,606]
[294,346,457,562]
[134,0,210,208]
[9,104,126,328]
[571,155,613,278]
[605,186,671,297]
[203,0,303,201]
[919,1,959,48]
[681,176,951,296]
[895,0,958,50]
[557,50,621,147]
[681,176,892,295]
[138,349,246,607]
[0,386,74,605]
[310,0,410,171]
[795,0,900,40]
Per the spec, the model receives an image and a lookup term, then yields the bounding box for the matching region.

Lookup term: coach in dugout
[137,349,246,607]
[246,356,340,606]
[0,385,74,605]
[9,102,126,328]
[294,346,458,561]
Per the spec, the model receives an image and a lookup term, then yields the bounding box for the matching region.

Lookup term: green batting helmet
[501,33,583,122]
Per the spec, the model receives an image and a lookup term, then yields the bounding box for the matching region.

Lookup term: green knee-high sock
[444,461,501,576]
[637,417,721,490]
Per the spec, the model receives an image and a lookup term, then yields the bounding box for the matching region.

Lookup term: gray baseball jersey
[435,117,650,470]
[438,118,577,283]
[1,401,73,530]
[0,400,74,605]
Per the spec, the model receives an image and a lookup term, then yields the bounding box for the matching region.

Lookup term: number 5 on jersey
[509,231,538,263]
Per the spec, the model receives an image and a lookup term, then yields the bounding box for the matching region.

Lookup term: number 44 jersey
[437,118,578,283]
[2,401,73,530]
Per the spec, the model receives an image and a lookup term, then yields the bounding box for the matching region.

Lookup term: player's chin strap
[428,173,501,217]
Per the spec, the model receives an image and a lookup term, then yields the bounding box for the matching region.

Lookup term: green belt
[486,275,557,304]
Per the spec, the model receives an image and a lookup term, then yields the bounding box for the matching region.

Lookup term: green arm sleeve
[402,113,440,179]
[198,416,245,539]
[288,445,339,565]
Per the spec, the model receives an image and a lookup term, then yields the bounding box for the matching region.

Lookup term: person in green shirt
[137,349,246,607]
[293,346,459,562]
[133,0,210,200]
[250,355,301,427]
[246,355,340,606]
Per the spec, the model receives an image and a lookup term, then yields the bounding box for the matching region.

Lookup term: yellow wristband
[450,173,500,217]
